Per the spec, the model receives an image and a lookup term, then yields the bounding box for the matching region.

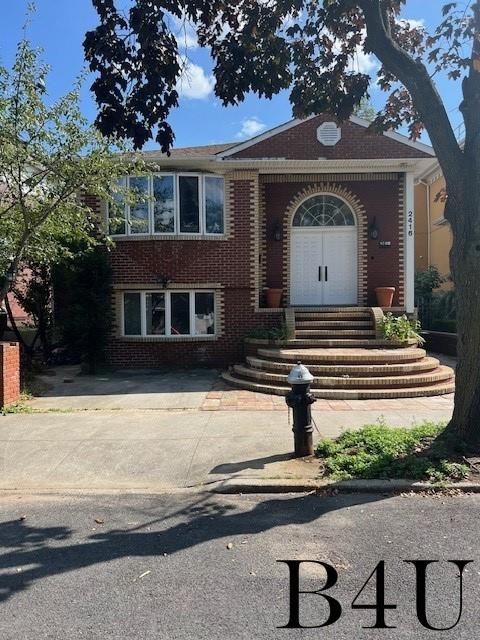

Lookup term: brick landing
[202,378,454,412]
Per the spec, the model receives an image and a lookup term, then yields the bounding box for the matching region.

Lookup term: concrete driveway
[29,366,218,410]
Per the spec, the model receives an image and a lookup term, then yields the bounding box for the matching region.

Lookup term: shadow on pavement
[0,492,385,603]
[210,453,294,474]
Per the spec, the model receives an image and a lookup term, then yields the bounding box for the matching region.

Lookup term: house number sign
[407,210,414,237]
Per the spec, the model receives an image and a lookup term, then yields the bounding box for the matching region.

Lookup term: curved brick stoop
[222,308,455,400]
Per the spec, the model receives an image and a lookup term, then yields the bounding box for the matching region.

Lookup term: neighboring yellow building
[414,161,453,289]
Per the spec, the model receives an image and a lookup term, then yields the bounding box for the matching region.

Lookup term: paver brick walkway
[201,378,454,412]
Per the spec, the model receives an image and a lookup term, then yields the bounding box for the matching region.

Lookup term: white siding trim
[404,173,416,313]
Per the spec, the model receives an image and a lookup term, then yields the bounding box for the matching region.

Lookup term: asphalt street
[0,491,479,639]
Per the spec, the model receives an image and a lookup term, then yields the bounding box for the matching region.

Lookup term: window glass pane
[292,195,355,227]
[205,177,224,234]
[109,178,126,235]
[179,176,200,233]
[170,292,190,335]
[124,293,141,335]
[195,292,215,335]
[129,176,150,234]
[146,293,166,335]
[153,175,175,233]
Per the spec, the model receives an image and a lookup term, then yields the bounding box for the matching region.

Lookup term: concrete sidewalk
[0,406,452,491]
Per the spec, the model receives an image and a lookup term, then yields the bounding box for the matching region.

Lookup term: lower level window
[123,291,215,337]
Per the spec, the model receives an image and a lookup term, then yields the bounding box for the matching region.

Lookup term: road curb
[211,478,480,494]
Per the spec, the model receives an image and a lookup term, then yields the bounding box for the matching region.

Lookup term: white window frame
[177,173,203,236]
[127,175,151,237]
[203,175,226,237]
[122,290,216,338]
[152,173,176,235]
[109,174,225,238]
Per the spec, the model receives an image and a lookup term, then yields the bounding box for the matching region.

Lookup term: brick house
[92,113,456,398]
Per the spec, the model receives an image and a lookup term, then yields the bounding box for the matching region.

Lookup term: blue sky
[0,1,466,149]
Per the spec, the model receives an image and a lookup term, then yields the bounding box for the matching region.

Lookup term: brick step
[246,356,441,377]
[274,339,414,348]
[293,307,370,313]
[232,364,454,390]
[221,372,455,400]
[295,312,371,320]
[296,320,373,328]
[257,347,427,365]
[295,329,376,338]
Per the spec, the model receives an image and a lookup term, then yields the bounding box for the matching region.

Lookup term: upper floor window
[109,173,225,237]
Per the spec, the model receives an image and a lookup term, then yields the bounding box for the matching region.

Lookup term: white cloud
[236,117,267,139]
[353,48,379,74]
[176,59,214,100]
[397,18,425,30]
[330,29,379,75]
[172,16,199,50]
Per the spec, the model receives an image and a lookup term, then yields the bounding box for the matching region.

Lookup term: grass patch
[1,402,35,414]
[316,421,470,483]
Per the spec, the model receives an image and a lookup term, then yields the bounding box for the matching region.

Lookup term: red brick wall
[106,177,280,367]
[0,342,20,407]
[90,168,407,369]
[231,115,431,160]
[262,176,403,306]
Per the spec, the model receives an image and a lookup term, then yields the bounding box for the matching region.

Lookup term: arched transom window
[292,194,356,227]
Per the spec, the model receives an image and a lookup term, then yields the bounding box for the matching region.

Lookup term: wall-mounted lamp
[272,222,283,242]
[369,217,379,240]
[159,274,173,289]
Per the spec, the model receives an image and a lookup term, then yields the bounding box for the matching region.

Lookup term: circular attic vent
[317,122,341,146]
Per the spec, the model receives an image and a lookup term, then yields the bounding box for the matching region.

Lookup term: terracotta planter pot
[375,287,395,308]
[265,288,283,308]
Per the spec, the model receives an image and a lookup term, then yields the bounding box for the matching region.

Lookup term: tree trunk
[446,194,480,450]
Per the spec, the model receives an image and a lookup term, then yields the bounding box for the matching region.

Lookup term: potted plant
[375,286,395,308]
[265,287,283,308]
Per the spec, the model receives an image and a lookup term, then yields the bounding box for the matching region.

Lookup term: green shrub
[415,266,444,301]
[316,421,469,482]
[380,312,424,344]
[430,319,457,333]
[245,322,292,341]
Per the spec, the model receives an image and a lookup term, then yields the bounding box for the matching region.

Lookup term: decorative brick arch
[283,183,368,306]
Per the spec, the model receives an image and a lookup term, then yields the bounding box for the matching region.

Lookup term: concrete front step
[295,329,376,337]
[232,364,454,390]
[246,356,441,377]
[221,372,455,400]
[257,347,427,364]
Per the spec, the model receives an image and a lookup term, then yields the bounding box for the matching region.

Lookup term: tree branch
[357,0,464,196]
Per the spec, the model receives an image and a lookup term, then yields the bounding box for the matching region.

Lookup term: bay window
[123,291,216,337]
[178,175,200,234]
[129,176,149,234]
[205,176,225,234]
[109,173,225,237]
[153,175,175,233]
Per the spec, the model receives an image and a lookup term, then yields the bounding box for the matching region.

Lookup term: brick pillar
[0,342,20,407]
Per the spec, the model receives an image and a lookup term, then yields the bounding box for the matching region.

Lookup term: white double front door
[290,227,358,306]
